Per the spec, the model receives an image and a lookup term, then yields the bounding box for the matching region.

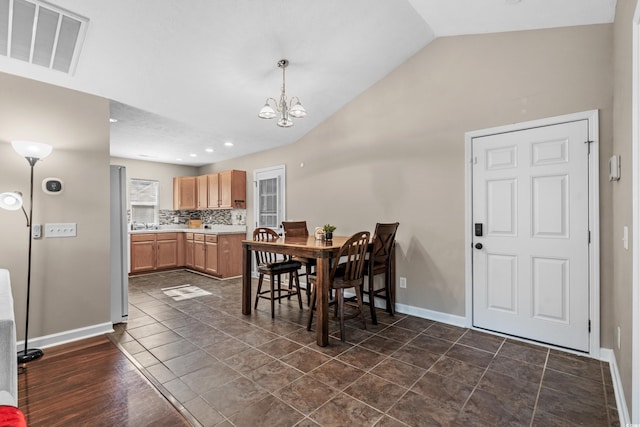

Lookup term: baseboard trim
[600,348,630,425]
[17,322,114,352]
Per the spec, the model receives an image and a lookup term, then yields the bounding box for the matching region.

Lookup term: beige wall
[612,0,637,412]
[205,24,614,323]
[0,72,111,341]
[110,157,197,210]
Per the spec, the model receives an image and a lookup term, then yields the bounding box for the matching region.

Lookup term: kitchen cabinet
[130,231,245,278]
[216,233,244,277]
[204,235,218,275]
[131,233,181,273]
[174,170,246,211]
[188,232,243,278]
[173,176,197,210]
[130,234,155,273]
[221,170,246,208]
[193,234,206,271]
[207,170,246,209]
[185,233,194,268]
[197,175,208,210]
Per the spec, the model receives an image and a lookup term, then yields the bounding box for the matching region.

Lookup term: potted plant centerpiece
[323,224,336,240]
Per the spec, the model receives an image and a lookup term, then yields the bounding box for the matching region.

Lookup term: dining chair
[363,222,399,324]
[307,231,370,341]
[253,227,303,318]
[281,221,316,305]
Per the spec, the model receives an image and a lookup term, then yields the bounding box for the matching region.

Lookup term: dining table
[242,235,353,346]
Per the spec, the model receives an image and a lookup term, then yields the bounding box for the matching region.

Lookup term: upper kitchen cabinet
[174,170,246,210]
[173,176,197,210]
[197,175,208,210]
[207,170,246,209]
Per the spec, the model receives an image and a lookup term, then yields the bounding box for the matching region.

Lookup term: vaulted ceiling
[0,0,617,166]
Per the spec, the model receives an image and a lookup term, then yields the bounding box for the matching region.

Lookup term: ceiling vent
[0,0,88,74]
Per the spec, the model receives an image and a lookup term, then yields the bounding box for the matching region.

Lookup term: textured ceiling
[0,0,617,166]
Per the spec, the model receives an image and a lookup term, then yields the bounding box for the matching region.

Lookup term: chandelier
[258,59,307,127]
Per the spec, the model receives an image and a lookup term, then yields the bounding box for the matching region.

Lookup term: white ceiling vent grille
[0,0,88,74]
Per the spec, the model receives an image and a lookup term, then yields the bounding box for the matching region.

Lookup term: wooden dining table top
[241,235,356,258]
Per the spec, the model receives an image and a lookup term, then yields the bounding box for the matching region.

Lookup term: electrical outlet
[46,223,77,238]
[399,277,407,289]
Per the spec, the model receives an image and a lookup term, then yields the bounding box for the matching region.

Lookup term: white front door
[472,119,591,352]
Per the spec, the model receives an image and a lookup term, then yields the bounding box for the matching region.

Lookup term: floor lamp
[0,140,53,366]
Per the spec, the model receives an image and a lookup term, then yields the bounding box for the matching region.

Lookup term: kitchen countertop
[129,226,247,235]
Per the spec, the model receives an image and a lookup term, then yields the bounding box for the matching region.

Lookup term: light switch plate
[46,223,77,238]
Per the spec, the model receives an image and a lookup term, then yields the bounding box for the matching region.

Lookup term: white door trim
[464,110,600,359]
[253,164,286,230]
[631,2,640,422]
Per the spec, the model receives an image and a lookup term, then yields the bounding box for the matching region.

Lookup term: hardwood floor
[17,335,192,427]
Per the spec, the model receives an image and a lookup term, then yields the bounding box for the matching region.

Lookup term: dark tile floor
[108,270,619,427]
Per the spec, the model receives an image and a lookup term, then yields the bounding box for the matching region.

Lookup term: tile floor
[108,270,619,427]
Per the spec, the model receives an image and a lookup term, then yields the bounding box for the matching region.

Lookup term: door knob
[475,243,483,250]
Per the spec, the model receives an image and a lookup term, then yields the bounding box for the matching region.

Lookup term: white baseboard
[340,289,467,328]
[17,322,114,352]
[394,302,468,327]
[600,348,630,425]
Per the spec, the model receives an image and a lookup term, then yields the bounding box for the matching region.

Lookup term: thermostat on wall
[42,177,63,195]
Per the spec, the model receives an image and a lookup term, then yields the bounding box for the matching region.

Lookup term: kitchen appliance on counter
[110,165,128,324]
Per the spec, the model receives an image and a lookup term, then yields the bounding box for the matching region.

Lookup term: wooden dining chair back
[282,221,315,305]
[281,221,309,238]
[364,222,399,324]
[307,231,370,341]
[252,227,303,318]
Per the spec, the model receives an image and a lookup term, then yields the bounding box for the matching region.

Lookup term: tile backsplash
[159,209,246,226]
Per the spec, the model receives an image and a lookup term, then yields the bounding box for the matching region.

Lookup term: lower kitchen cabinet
[188,233,244,278]
[204,235,218,275]
[193,234,206,271]
[130,231,245,278]
[185,233,194,268]
[131,233,180,273]
[130,234,155,273]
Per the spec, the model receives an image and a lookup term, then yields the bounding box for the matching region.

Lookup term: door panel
[472,119,590,352]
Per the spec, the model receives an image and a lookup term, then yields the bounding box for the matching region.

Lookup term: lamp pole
[18,156,43,365]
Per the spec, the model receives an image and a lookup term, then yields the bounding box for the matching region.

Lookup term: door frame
[253,164,286,232]
[464,110,600,359]
[632,3,640,422]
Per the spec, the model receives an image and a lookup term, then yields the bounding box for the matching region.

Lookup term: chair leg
[255,274,264,309]
[277,274,282,304]
[307,284,317,331]
[385,268,394,316]
[369,272,378,325]
[305,264,312,306]
[338,289,346,342]
[294,271,303,309]
[354,284,367,330]
[270,273,275,318]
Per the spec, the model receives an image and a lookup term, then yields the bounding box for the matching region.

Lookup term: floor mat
[161,284,212,301]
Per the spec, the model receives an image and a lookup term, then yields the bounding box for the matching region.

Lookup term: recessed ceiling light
[205,148,214,153]
[176,158,183,161]
[224,142,234,147]
[189,153,197,157]
[109,118,118,123]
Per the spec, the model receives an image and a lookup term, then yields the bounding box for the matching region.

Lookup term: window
[130,179,159,226]
[254,165,285,231]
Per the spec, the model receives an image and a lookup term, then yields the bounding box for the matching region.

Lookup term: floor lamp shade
[11,141,52,162]
[0,192,23,211]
